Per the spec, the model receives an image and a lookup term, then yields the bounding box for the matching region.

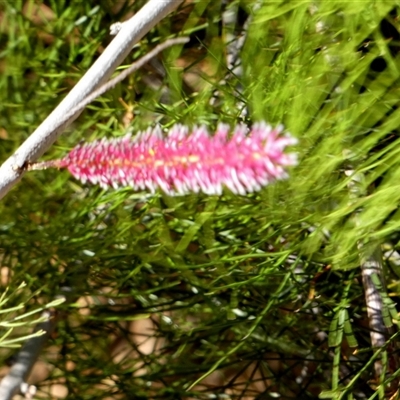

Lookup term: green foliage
[0,282,64,348]
[1,0,400,398]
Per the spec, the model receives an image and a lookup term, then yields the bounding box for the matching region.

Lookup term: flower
[53,122,297,195]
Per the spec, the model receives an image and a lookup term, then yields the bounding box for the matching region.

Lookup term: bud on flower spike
[33,123,297,196]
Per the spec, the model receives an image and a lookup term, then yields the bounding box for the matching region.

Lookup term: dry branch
[0,311,56,400]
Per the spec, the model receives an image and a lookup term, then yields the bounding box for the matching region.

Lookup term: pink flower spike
[55,122,297,196]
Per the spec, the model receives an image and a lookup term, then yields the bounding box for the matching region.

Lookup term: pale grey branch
[0,311,55,400]
[346,168,387,378]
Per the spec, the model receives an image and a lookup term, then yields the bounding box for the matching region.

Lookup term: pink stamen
[55,122,297,195]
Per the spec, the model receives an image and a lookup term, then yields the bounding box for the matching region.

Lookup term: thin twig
[346,168,388,378]
[25,37,188,172]
[359,244,387,352]
[53,37,188,141]
[210,1,260,119]
[0,0,183,200]
[0,311,56,400]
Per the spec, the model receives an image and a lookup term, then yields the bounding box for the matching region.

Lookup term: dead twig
[0,310,56,400]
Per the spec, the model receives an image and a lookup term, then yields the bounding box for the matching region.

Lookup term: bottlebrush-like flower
[34,123,297,196]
